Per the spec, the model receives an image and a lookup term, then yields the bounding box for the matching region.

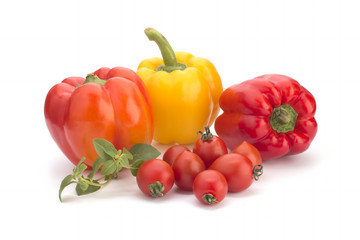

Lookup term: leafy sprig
[59,139,160,202]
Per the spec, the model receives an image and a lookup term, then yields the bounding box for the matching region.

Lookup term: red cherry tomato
[172,151,206,191]
[163,145,190,166]
[193,170,228,205]
[136,159,174,197]
[209,153,261,192]
[193,126,228,168]
[232,141,262,167]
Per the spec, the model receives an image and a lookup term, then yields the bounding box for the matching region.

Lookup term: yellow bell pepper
[137,28,223,144]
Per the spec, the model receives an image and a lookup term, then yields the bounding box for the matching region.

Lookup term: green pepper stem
[144,28,186,73]
[270,104,298,133]
[145,28,177,67]
[82,73,107,86]
[275,108,291,124]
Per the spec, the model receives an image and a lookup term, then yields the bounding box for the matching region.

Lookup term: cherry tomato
[209,153,255,192]
[172,151,206,191]
[193,170,228,205]
[232,141,262,167]
[193,126,228,168]
[136,159,174,197]
[163,145,190,166]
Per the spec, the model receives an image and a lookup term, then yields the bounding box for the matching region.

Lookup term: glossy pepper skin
[215,74,317,161]
[44,67,153,167]
[137,28,223,144]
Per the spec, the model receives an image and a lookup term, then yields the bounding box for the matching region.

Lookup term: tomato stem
[253,164,263,181]
[148,181,165,197]
[202,194,217,205]
[197,126,213,141]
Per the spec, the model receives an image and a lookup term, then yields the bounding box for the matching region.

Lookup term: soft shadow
[51,157,75,180]
[227,187,261,199]
[132,188,175,203]
[263,151,319,168]
[259,151,320,183]
[189,196,227,210]
[132,185,191,203]
[173,186,194,195]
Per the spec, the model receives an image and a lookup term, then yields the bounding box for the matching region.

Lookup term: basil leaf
[116,164,123,172]
[130,159,144,176]
[119,155,130,168]
[59,174,74,202]
[88,157,105,180]
[122,148,133,160]
[76,157,86,168]
[129,143,160,162]
[101,160,116,176]
[93,139,117,160]
[77,164,87,175]
[78,179,89,191]
[76,183,101,196]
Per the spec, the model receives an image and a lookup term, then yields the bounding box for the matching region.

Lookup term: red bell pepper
[44,67,153,167]
[215,74,317,161]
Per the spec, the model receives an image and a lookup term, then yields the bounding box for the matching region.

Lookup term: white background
[0,0,359,239]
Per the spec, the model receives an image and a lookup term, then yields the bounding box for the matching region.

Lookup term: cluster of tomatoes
[135,127,263,205]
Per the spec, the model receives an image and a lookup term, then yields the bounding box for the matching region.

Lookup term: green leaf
[130,159,144,176]
[59,174,74,202]
[88,157,105,180]
[122,148,133,160]
[76,183,101,196]
[119,155,130,168]
[78,178,89,191]
[101,160,116,176]
[77,157,86,168]
[116,163,123,172]
[74,162,87,177]
[78,164,87,174]
[93,139,117,160]
[129,143,160,162]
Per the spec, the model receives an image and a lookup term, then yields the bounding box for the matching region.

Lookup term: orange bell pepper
[44,67,153,167]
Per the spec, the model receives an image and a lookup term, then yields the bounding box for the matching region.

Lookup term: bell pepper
[44,67,153,167]
[136,28,223,144]
[215,74,317,161]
